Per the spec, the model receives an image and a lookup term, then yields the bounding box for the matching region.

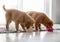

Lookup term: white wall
[44,0,52,19]
[0,0,51,25]
[44,0,49,16]
[52,0,60,24]
[0,0,23,25]
[0,0,18,25]
[23,0,44,12]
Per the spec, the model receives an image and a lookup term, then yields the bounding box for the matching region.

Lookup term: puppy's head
[45,20,53,32]
[24,22,33,30]
[46,20,53,28]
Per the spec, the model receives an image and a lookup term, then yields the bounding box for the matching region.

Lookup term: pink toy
[47,28,53,32]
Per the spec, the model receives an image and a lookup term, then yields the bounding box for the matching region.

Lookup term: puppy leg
[28,26,33,32]
[21,24,26,31]
[26,26,33,32]
[35,23,40,31]
[15,22,19,32]
[35,23,38,31]
[6,19,11,31]
[38,24,41,31]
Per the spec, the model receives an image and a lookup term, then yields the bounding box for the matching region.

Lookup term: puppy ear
[48,21,53,26]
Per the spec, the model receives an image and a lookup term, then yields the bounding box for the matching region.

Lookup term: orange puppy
[3,5,35,32]
[27,11,53,31]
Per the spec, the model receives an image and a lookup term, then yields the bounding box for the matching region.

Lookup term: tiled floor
[0,31,60,42]
[0,24,60,42]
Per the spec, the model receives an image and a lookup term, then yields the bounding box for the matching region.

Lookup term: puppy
[27,11,53,31]
[3,5,35,32]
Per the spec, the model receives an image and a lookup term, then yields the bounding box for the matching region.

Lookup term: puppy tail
[3,5,6,11]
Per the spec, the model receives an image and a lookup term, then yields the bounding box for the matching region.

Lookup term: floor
[0,24,60,42]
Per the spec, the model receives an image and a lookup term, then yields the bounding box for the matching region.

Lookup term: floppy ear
[48,21,53,26]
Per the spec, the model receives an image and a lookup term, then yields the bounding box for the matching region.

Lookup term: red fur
[27,11,53,31]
